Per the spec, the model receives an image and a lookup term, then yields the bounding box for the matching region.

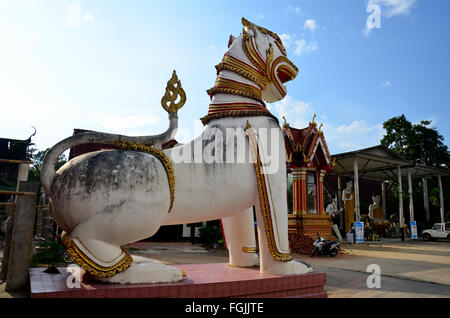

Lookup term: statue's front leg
[221,208,259,268]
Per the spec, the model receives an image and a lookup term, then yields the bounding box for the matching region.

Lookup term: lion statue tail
[41,70,186,196]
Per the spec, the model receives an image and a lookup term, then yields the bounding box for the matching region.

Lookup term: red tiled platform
[30,263,327,298]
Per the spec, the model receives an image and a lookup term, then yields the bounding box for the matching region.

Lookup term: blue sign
[410,221,418,240]
[355,222,365,243]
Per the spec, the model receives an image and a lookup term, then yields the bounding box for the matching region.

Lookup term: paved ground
[1,239,449,298]
[307,240,450,297]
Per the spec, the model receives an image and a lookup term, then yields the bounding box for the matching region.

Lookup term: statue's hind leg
[62,201,185,284]
[221,207,259,268]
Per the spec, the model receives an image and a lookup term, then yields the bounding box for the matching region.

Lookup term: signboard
[355,222,365,243]
[410,221,418,240]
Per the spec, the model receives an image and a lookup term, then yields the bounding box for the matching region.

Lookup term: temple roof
[283,118,332,170]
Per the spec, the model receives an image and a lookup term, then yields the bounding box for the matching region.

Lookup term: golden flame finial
[161,70,186,113]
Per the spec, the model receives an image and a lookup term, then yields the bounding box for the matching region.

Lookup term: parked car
[422,223,450,242]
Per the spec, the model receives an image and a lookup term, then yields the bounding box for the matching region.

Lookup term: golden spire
[319,123,324,133]
[161,70,186,113]
[311,113,317,125]
[282,116,289,129]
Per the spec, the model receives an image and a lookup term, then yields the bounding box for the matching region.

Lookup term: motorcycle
[311,233,340,257]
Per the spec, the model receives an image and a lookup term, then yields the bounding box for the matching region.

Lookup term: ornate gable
[282,115,333,170]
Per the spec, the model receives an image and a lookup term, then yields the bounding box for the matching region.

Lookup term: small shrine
[283,115,335,254]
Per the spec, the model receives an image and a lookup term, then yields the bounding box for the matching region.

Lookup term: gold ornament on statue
[161,70,186,113]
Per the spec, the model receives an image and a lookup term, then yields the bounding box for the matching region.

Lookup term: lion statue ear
[228,34,236,48]
[242,17,255,37]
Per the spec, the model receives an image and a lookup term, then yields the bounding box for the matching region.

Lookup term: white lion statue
[41,18,313,284]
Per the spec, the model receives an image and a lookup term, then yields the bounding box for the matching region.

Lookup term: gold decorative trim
[161,70,186,113]
[270,56,298,97]
[206,87,264,105]
[75,237,125,264]
[246,121,291,262]
[113,140,175,213]
[62,235,132,278]
[216,58,267,89]
[241,246,257,254]
[201,110,279,126]
[242,32,266,73]
[213,77,262,100]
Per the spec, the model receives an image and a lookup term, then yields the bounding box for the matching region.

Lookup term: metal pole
[353,158,360,223]
[408,169,414,222]
[397,166,404,241]
[438,175,445,223]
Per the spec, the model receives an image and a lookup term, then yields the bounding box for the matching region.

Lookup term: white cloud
[372,0,417,17]
[89,114,161,134]
[270,95,312,123]
[304,19,317,33]
[324,121,385,153]
[258,13,264,19]
[84,12,95,23]
[269,95,385,153]
[286,5,301,14]
[294,39,317,55]
[381,80,392,87]
[67,2,81,29]
[364,0,417,36]
[279,33,293,48]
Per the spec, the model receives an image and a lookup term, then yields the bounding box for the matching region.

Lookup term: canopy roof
[331,145,450,181]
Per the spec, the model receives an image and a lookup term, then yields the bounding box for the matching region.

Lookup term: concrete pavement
[1,239,449,298]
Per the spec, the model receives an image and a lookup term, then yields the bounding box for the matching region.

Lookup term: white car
[422,223,450,242]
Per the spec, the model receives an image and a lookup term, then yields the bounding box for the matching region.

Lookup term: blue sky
[1,0,449,155]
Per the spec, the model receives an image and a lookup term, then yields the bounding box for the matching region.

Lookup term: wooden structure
[283,117,334,254]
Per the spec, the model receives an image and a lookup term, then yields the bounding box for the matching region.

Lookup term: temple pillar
[422,177,430,222]
[397,166,405,241]
[408,169,414,222]
[318,170,326,215]
[291,168,306,215]
[337,174,344,231]
[353,158,361,222]
[381,181,387,220]
[298,168,307,215]
[438,175,445,223]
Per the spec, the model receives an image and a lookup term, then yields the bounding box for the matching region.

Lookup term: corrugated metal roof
[331,145,450,181]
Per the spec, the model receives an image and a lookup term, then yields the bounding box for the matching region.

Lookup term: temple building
[282,116,335,254]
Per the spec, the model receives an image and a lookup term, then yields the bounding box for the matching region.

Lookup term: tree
[381,114,450,227]
[29,148,67,182]
[381,114,450,169]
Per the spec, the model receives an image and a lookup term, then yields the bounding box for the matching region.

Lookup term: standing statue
[368,194,383,225]
[342,180,355,234]
[41,18,312,284]
[326,196,343,240]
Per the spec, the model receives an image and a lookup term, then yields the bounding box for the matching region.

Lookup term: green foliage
[380,114,450,226]
[198,225,224,247]
[381,114,450,168]
[30,240,66,267]
[29,148,67,182]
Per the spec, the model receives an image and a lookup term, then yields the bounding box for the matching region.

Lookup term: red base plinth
[30,263,327,298]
